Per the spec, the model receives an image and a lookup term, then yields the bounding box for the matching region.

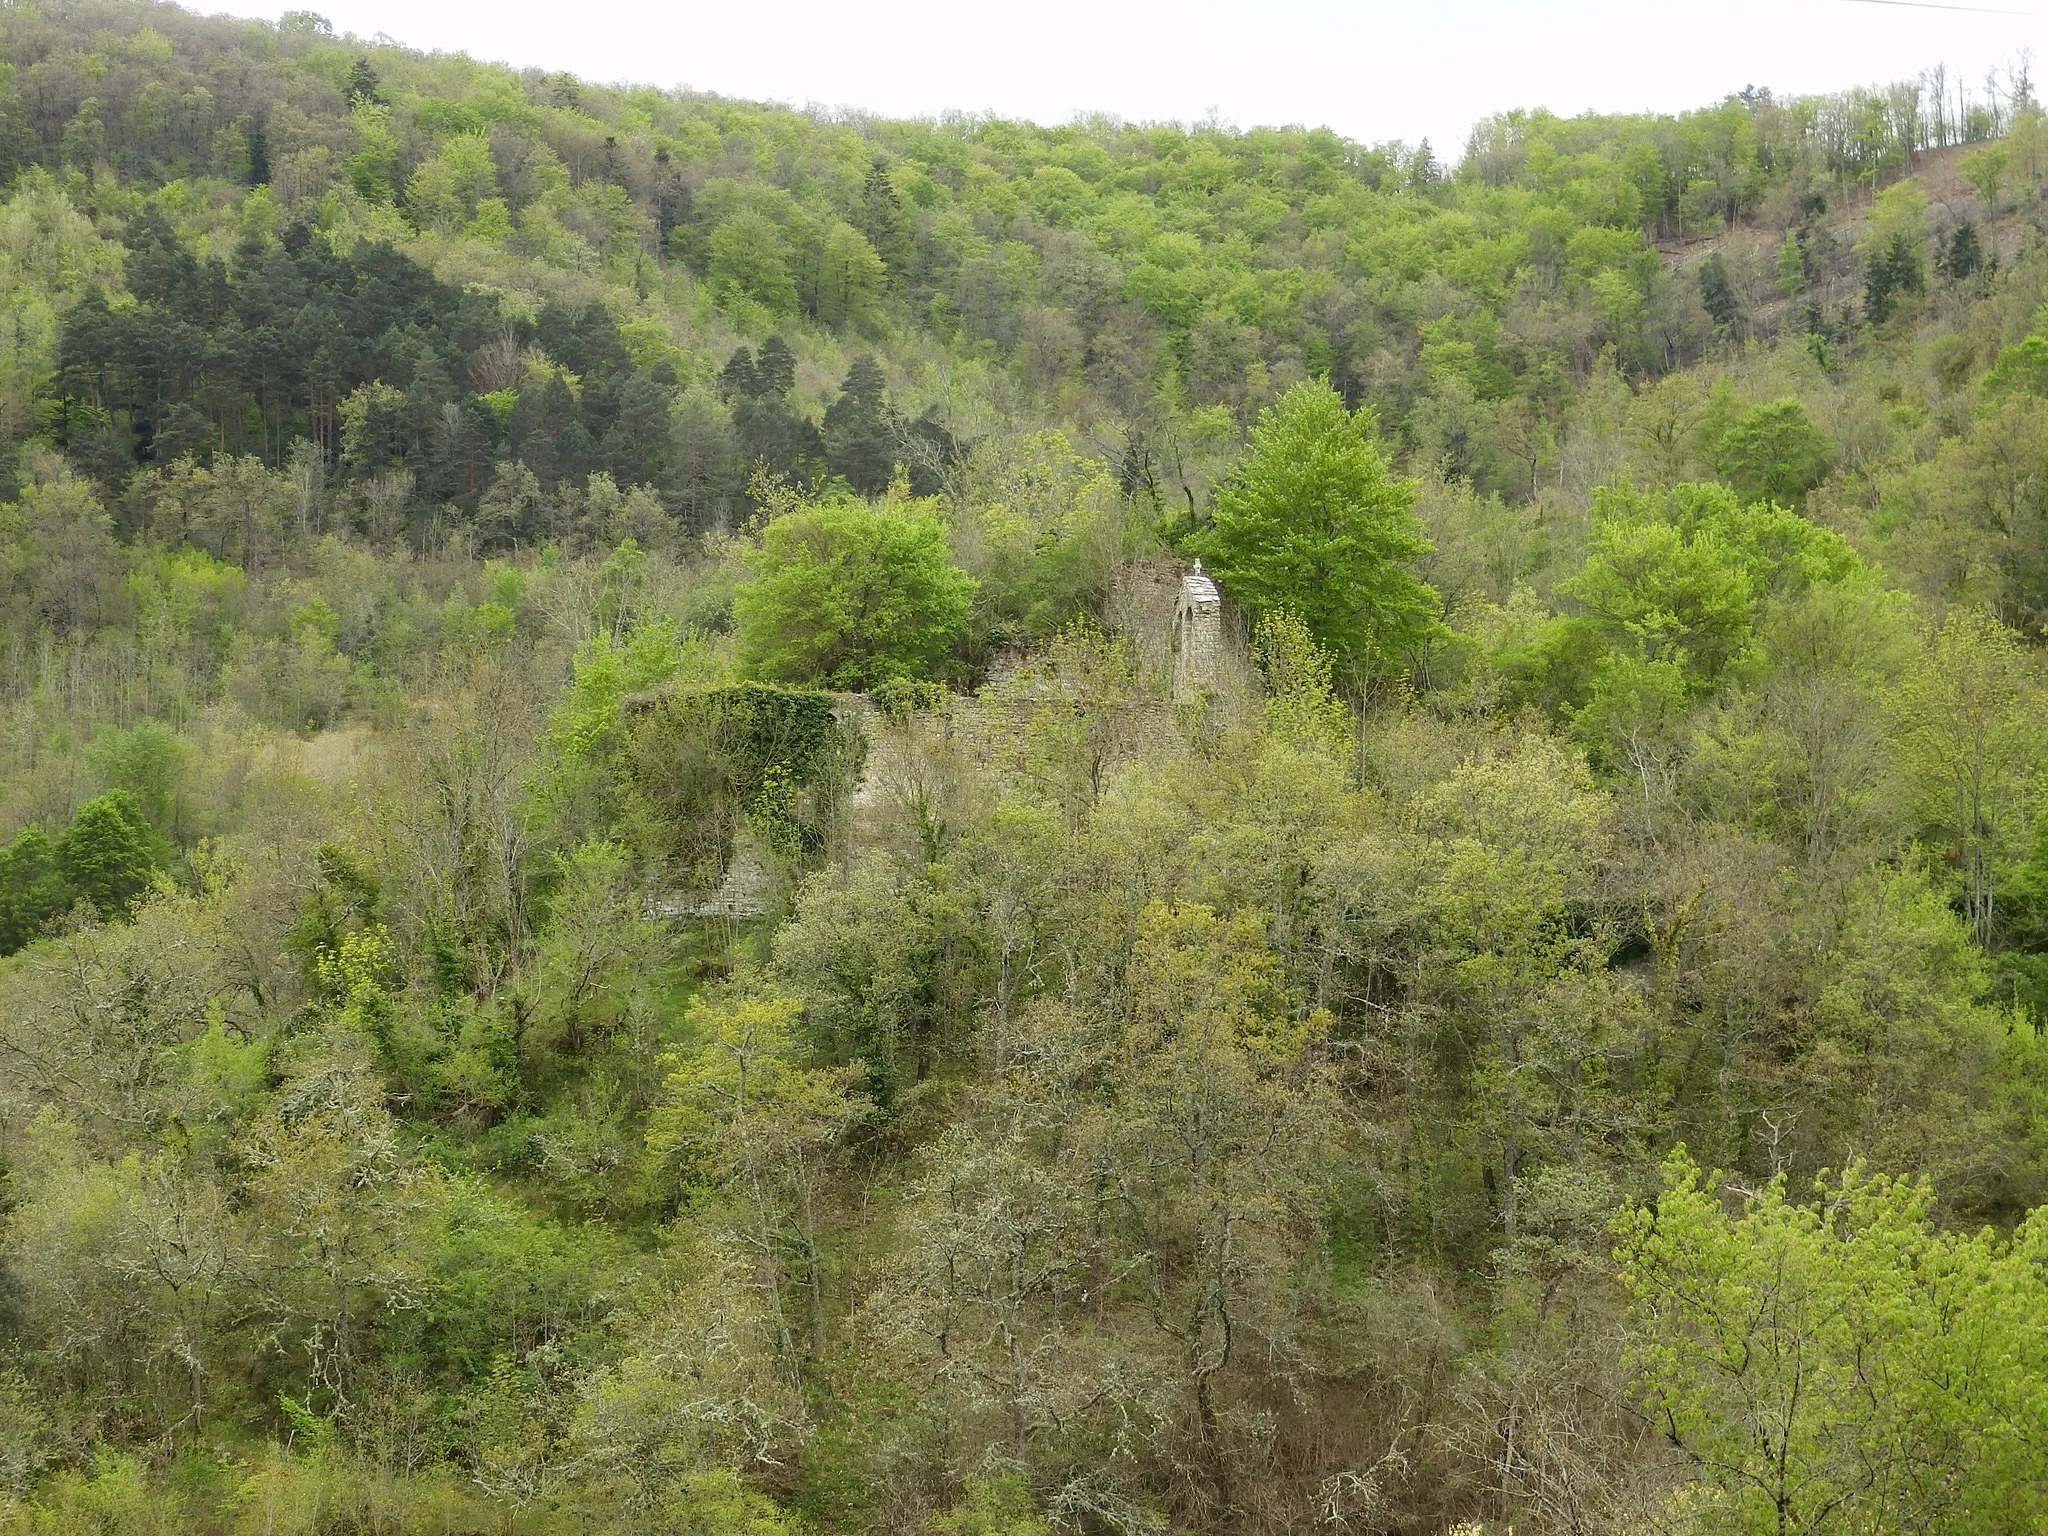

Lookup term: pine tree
[653,146,691,242]
[603,373,674,490]
[345,57,382,105]
[755,336,797,398]
[861,157,911,281]
[1698,253,1738,333]
[1939,222,1985,283]
[1776,230,1807,299]
[718,347,762,403]
[1865,231,1925,325]
[823,355,895,495]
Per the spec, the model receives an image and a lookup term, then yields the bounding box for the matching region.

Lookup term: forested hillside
[8,2,2048,1532]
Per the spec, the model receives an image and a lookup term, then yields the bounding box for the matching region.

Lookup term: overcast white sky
[216,0,2043,153]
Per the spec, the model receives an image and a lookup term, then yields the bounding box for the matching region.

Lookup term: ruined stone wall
[651,564,1244,924]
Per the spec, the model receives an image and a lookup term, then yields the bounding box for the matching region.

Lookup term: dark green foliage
[823,356,895,496]
[57,229,501,475]
[1865,229,1926,324]
[755,337,797,399]
[345,56,382,105]
[601,371,677,494]
[627,683,860,883]
[720,343,826,483]
[861,157,911,280]
[54,790,162,915]
[0,826,70,954]
[718,349,762,402]
[1697,252,1737,332]
[247,121,270,187]
[535,301,629,388]
[1939,221,1986,283]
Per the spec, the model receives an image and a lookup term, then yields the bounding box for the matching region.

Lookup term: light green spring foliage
[1251,611,1352,758]
[1886,606,2043,943]
[734,491,976,688]
[10,9,2048,1535]
[1492,481,1867,766]
[1713,398,1834,505]
[1196,381,1440,676]
[1619,1153,2048,1536]
[0,170,125,441]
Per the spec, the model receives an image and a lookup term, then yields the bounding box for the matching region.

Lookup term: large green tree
[734,494,976,689]
[1619,1154,2048,1536]
[1714,397,1833,505]
[0,825,70,954]
[1194,381,1440,675]
[56,789,162,915]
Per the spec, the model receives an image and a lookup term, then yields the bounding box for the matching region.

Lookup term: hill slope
[6,5,2048,1535]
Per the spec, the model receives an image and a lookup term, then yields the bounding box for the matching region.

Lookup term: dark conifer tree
[1865,231,1925,324]
[1939,222,1984,283]
[508,373,582,486]
[824,354,895,495]
[653,147,691,243]
[345,57,382,105]
[406,352,455,462]
[862,156,911,280]
[246,120,270,186]
[718,347,761,402]
[755,336,797,398]
[1698,253,1738,333]
[603,371,673,489]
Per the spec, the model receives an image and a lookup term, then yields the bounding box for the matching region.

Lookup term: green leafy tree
[734,493,975,688]
[1098,902,1338,1482]
[1961,141,2008,210]
[1983,334,2048,398]
[1714,397,1833,504]
[666,1467,808,1536]
[56,790,163,916]
[1888,607,2040,945]
[811,222,886,331]
[648,987,867,1367]
[85,720,191,844]
[706,212,799,317]
[1564,503,1755,683]
[1251,610,1351,757]
[0,826,70,954]
[1194,380,1440,675]
[1618,1152,2048,1536]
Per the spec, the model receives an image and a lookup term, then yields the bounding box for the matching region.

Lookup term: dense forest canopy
[8,2,2048,1533]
